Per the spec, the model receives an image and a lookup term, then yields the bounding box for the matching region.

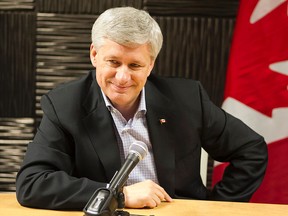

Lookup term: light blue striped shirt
[101,88,159,185]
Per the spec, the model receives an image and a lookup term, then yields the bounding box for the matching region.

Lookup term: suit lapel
[82,76,121,182]
[81,72,176,195]
[145,80,176,196]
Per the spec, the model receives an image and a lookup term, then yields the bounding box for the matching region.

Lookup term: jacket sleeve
[198,83,268,201]
[16,94,106,210]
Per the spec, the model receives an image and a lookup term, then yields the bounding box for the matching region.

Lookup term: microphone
[84,141,148,216]
[109,141,148,191]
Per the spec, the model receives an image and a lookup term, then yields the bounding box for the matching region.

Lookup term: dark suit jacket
[16,71,268,210]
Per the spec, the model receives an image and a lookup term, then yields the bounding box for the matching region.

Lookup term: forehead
[99,39,152,61]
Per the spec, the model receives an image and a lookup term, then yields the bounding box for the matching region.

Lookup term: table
[1,193,288,216]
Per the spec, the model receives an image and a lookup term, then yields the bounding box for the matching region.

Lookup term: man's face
[90,39,154,111]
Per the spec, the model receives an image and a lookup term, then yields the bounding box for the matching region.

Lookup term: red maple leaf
[224,0,288,117]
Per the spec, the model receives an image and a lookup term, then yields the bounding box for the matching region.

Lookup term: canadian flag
[212,0,288,204]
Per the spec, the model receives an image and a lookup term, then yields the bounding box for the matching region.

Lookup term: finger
[145,195,159,208]
[153,184,173,202]
[152,193,162,205]
[154,188,165,201]
[163,191,173,202]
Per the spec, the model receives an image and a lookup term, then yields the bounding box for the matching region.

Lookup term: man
[16,7,268,210]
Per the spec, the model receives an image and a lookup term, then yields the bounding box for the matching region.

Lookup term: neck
[114,97,140,121]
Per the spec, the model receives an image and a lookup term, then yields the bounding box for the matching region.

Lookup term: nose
[115,66,130,84]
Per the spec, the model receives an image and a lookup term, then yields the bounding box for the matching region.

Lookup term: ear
[90,43,97,67]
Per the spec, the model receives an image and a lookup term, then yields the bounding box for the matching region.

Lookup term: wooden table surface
[1,193,288,216]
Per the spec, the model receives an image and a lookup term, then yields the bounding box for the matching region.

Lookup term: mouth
[111,83,131,93]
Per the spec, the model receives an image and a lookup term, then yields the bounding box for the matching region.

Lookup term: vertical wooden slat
[154,16,235,106]
[0,12,36,117]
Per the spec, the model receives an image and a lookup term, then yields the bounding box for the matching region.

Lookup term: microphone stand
[83,171,129,216]
[83,187,128,216]
[83,142,148,216]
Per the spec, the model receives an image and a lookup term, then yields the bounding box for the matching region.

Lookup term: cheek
[142,67,152,80]
[134,73,149,87]
[95,66,107,83]
[96,67,115,86]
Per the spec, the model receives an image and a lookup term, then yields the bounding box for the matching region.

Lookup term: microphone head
[129,141,148,161]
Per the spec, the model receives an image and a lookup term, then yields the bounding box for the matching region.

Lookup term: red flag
[212,0,288,204]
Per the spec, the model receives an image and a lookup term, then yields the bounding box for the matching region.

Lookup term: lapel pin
[159,118,166,124]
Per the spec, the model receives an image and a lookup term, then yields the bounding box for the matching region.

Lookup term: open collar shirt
[101,88,159,185]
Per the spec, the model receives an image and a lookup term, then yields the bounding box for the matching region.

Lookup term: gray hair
[91,7,163,60]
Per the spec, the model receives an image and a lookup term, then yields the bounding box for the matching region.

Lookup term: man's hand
[123,180,173,208]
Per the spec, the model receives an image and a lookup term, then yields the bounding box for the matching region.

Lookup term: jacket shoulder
[40,71,96,120]
[147,73,203,97]
[47,71,94,99]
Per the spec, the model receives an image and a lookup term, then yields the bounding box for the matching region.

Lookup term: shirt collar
[101,88,147,114]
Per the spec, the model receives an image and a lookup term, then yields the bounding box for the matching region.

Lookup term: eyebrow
[104,55,145,65]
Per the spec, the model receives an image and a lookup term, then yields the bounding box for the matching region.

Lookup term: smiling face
[90,39,154,114]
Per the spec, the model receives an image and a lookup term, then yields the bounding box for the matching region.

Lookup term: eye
[108,60,120,67]
[129,63,141,68]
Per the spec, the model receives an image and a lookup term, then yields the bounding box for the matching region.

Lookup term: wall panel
[0,118,34,191]
[37,0,142,13]
[0,12,36,117]
[36,13,95,116]
[0,0,34,10]
[154,16,235,106]
[144,0,238,17]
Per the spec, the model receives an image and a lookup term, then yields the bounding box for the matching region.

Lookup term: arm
[199,84,268,201]
[16,95,106,210]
